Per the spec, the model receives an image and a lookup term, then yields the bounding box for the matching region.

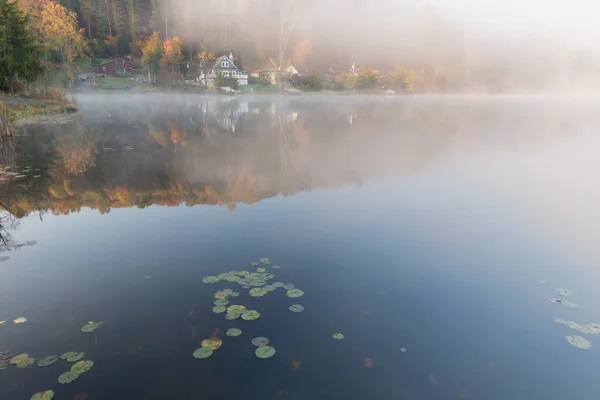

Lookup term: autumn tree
[0,0,45,94]
[196,44,215,87]
[41,1,89,87]
[142,32,163,83]
[161,36,183,72]
[355,68,380,90]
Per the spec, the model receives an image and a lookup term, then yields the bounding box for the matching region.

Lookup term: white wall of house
[198,70,248,86]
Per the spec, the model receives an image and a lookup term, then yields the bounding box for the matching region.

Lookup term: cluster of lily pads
[0,240,37,263]
[81,321,104,333]
[548,287,596,350]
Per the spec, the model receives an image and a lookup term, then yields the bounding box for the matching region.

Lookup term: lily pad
[214,291,229,300]
[255,345,276,359]
[81,321,104,333]
[193,347,213,359]
[565,321,582,330]
[226,275,241,282]
[214,299,229,306]
[273,282,284,288]
[17,358,35,368]
[237,279,250,285]
[272,265,280,269]
[0,256,9,262]
[555,288,574,297]
[70,360,94,374]
[333,333,344,340]
[286,288,304,298]
[218,273,231,279]
[289,304,304,313]
[241,310,260,320]
[230,292,240,297]
[259,258,270,264]
[30,390,54,400]
[249,288,267,297]
[226,328,242,337]
[264,273,275,280]
[21,241,36,247]
[249,280,266,287]
[61,352,84,363]
[225,312,241,320]
[13,316,27,324]
[563,301,580,308]
[256,267,266,272]
[250,262,260,266]
[212,306,227,313]
[554,318,566,325]
[263,285,276,292]
[566,335,591,349]
[252,336,270,346]
[587,323,600,334]
[202,276,220,284]
[227,305,246,313]
[283,284,295,290]
[221,289,233,295]
[201,338,223,350]
[58,371,80,384]
[238,271,250,276]
[10,353,29,364]
[548,297,563,304]
[241,285,251,289]
[37,356,58,367]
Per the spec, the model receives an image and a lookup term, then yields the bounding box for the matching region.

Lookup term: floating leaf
[222,289,233,295]
[30,390,54,400]
[227,305,246,313]
[256,267,265,273]
[289,304,304,313]
[249,280,266,287]
[554,318,566,325]
[226,276,240,282]
[21,241,36,247]
[212,306,227,313]
[58,371,80,384]
[250,262,259,266]
[565,321,581,330]
[218,273,231,279]
[255,345,276,359]
[214,299,229,306]
[226,328,242,337]
[286,289,304,298]
[241,310,260,320]
[238,271,250,276]
[10,353,29,364]
[259,258,270,264]
[37,356,58,367]
[264,285,276,292]
[563,301,580,308]
[225,312,241,320]
[587,323,600,335]
[214,291,228,300]
[0,256,9,262]
[252,336,270,346]
[566,335,591,349]
[13,317,27,324]
[230,292,240,297]
[61,352,84,363]
[400,348,407,353]
[201,338,223,350]
[332,333,344,340]
[241,285,251,289]
[272,266,280,269]
[202,276,220,284]
[273,282,284,288]
[548,297,563,304]
[249,288,267,297]
[264,273,275,280]
[193,347,213,359]
[70,360,94,374]
[81,321,104,333]
[17,358,35,368]
[555,288,574,297]
[283,284,295,290]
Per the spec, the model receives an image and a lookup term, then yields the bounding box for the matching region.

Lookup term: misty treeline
[7,0,600,92]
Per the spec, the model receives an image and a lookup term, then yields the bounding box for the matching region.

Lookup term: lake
[1,94,600,400]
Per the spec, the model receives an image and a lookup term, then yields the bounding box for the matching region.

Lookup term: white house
[198,53,248,87]
[251,65,300,85]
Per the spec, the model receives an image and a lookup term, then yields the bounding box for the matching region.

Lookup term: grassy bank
[3,100,77,120]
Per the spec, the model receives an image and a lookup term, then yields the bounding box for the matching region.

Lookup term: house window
[222,61,229,68]
[116,59,125,64]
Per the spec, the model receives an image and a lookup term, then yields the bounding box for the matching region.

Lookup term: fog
[163,0,599,92]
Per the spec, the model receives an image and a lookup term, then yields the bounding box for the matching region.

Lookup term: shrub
[292,75,322,92]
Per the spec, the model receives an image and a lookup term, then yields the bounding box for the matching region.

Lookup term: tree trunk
[104,0,112,36]
[8,71,16,95]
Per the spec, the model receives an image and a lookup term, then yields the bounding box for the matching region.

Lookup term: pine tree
[0,0,45,94]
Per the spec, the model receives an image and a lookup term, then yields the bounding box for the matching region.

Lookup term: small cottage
[198,53,248,87]
[97,56,142,76]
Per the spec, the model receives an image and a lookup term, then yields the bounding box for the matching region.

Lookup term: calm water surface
[1,94,599,400]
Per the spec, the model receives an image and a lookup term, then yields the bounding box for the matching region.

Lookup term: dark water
[1,94,600,400]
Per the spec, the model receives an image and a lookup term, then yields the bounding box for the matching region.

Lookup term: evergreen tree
[0,0,45,94]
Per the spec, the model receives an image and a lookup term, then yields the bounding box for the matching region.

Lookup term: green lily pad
[238,271,250,276]
[241,310,260,320]
[241,285,251,289]
[30,390,54,400]
[259,258,271,264]
[226,311,241,320]
[286,288,304,298]
[61,352,84,362]
[213,306,227,313]
[272,265,280,269]
[217,273,230,279]
[566,335,591,349]
[201,338,223,350]
[250,262,260,266]
[21,241,36,247]
[202,276,220,284]
[587,323,600,334]
[37,356,58,367]
[58,371,80,384]
[556,288,574,297]
[226,328,242,337]
[230,292,240,297]
[221,289,233,295]
[256,267,265,273]
[548,297,563,304]
[238,279,250,285]
[289,304,304,313]
[214,299,229,306]
[227,305,246,313]
[226,275,241,282]
[249,280,266,287]
[214,291,228,300]
[17,358,35,368]
[333,333,345,340]
[70,360,94,374]
[0,364,8,370]
[263,285,276,292]
[264,273,275,280]
[255,345,276,359]
[283,284,295,290]
[81,321,104,333]
[10,353,29,364]
[563,301,580,308]
[251,336,270,346]
[249,288,267,297]
[273,282,284,288]
[193,347,213,359]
